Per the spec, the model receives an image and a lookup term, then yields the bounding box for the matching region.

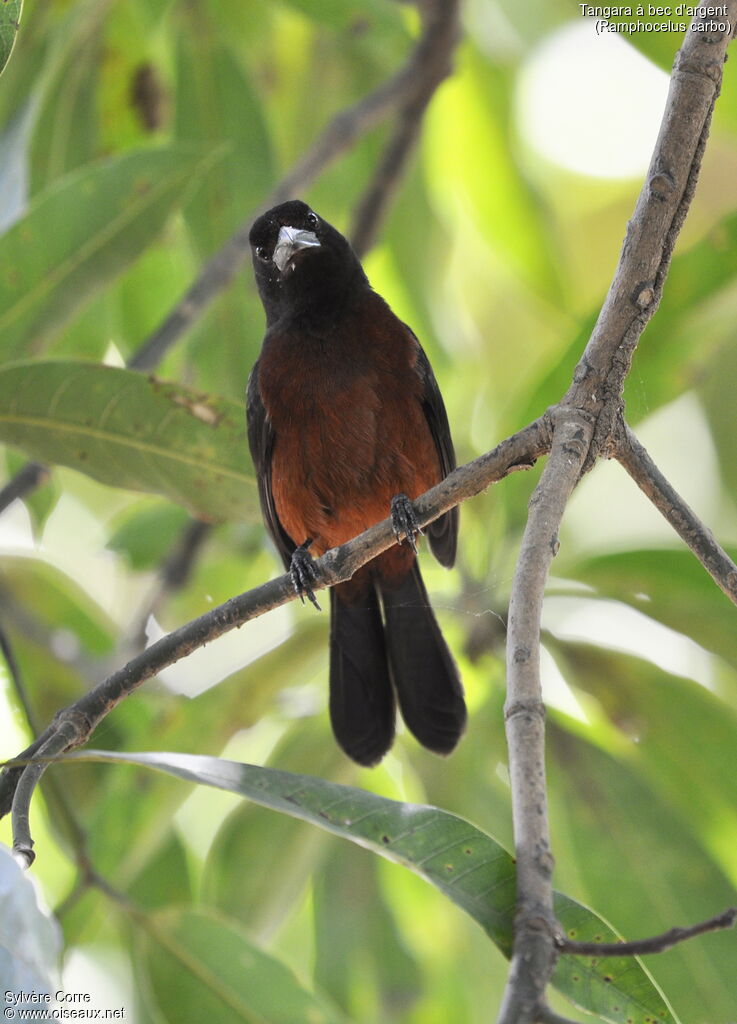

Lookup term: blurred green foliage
[0,1,736,1022]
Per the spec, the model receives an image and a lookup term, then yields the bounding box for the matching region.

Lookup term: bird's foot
[391,493,423,555]
[290,539,321,610]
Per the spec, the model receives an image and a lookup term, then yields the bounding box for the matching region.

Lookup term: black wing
[246,361,295,571]
[413,335,458,568]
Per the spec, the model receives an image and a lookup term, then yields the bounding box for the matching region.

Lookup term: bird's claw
[290,539,321,610]
[391,493,423,555]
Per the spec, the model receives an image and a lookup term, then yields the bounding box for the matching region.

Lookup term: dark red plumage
[246,200,466,765]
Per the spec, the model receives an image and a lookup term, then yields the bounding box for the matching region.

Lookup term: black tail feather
[381,562,466,755]
[329,587,395,766]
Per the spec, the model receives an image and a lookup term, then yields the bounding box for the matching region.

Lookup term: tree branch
[350,84,440,258]
[557,906,737,957]
[0,0,463,766]
[0,461,49,512]
[1,14,735,1024]
[0,625,92,870]
[349,0,460,257]
[123,518,213,656]
[0,621,39,733]
[496,9,735,1020]
[46,4,461,668]
[0,417,551,860]
[615,420,737,602]
[497,412,593,1023]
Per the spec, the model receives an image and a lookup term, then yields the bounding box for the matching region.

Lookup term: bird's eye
[256,246,270,262]
[306,211,319,229]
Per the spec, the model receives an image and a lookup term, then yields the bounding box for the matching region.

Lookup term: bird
[246,199,466,766]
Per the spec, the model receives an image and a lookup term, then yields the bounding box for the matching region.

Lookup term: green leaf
[276,0,401,30]
[629,210,737,419]
[174,33,272,254]
[566,547,737,670]
[0,146,218,359]
[66,750,678,1024]
[107,501,191,570]
[547,717,736,1023]
[699,334,737,502]
[50,219,195,366]
[313,845,423,1016]
[204,802,328,938]
[550,640,737,882]
[30,16,99,189]
[171,26,274,401]
[0,0,22,77]
[424,46,563,303]
[137,906,346,1024]
[128,834,193,912]
[552,893,680,1024]
[0,362,257,522]
[520,210,737,429]
[0,554,115,659]
[202,723,339,938]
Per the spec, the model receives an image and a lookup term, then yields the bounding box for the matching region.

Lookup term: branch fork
[496,10,737,1021]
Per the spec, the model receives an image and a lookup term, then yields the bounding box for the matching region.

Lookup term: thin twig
[0,462,49,515]
[0,621,39,732]
[350,0,460,256]
[124,518,213,655]
[54,853,142,919]
[121,2,459,644]
[615,421,737,603]
[9,709,93,867]
[0,0,463,789]
[0,626,92,868]
[160,519,212,591]
[0,23,735,1024]
[0,3,463,790]
[0,417,551,851]
[351,88,439,258]
[557,907,737,957]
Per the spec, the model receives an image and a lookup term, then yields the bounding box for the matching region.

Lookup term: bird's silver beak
[272,225,320,274]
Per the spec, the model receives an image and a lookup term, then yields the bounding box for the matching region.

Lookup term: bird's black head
[249,200,368,326]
